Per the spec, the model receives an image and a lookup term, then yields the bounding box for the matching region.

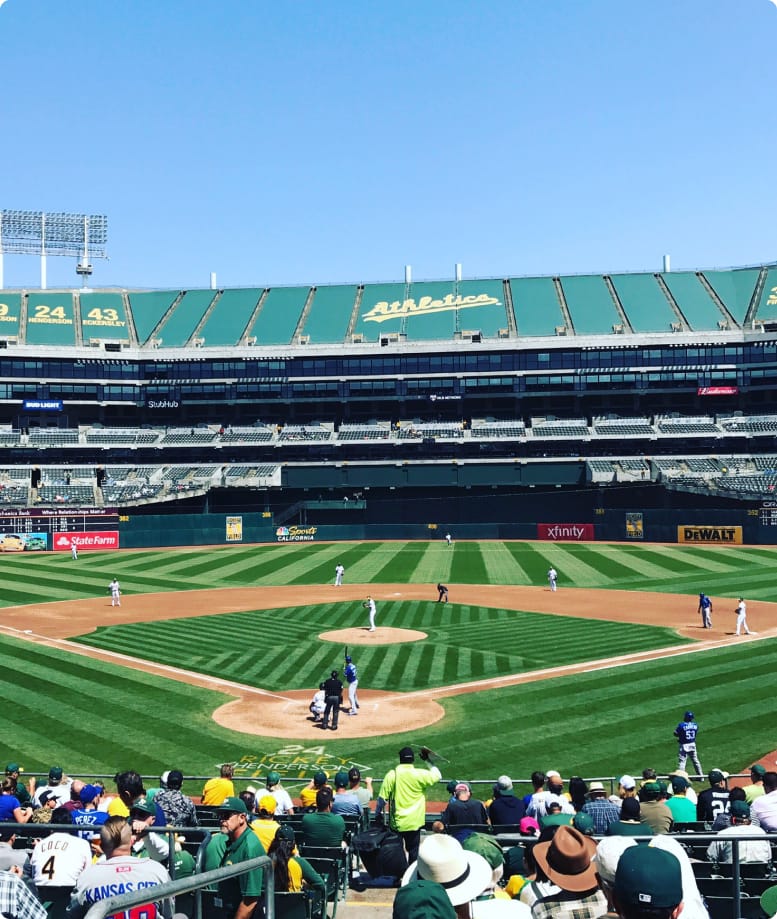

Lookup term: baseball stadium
[2,252,777,916]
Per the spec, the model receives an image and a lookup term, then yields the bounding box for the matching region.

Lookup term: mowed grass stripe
[372,543,427,582]
[345,542,408,583]
[482,541,532,584]
[409,541,454,583]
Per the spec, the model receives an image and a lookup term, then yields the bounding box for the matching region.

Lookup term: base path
[4,584,776,741]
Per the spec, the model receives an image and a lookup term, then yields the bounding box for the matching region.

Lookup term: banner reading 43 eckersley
[678,525,742,544]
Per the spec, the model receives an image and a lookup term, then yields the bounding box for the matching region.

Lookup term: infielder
[698,592,713,629]
[344,654,359,714]
[437,583,449,602]
[334,563,345,587]
[548,567,558,592]
[108,578,121,607]
[674,710,702,776]
[364,596,376,631]
[735,598,751,635]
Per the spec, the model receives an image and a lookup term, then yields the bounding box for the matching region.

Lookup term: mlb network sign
[537,523,595,541]
[53,532,120,551]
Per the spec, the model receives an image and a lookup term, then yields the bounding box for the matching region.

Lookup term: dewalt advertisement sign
[677,525,742,544]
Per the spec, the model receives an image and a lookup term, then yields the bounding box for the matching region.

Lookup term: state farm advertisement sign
[53,531,120,551]
[537,523,595,541]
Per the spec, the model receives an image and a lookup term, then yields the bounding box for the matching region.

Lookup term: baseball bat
[344,645,348,661]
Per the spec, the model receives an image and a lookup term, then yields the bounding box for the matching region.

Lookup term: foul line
[0,626,296,703]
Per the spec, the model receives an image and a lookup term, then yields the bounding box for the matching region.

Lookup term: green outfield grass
[71,601,690,691]
[1,540,776,788]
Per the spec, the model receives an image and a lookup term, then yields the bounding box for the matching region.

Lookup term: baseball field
[1,538,775,793]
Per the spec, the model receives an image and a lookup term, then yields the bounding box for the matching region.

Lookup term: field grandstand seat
[298,847,348,916]
[742,875,777,897]
[275,889,324,919]
[194,804,221,827]
[672,820,708,833]
[696,876,742,899]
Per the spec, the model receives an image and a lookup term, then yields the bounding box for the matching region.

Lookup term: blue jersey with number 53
[675,720,698,743]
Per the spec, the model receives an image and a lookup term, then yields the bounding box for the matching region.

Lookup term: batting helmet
[345,655,352,663]
[684,711,694,720]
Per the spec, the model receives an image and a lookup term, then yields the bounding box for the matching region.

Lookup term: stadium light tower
[0,209,108,289]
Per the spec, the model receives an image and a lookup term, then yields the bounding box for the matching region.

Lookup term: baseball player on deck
[344,654,359,715]
[674,710,703,777]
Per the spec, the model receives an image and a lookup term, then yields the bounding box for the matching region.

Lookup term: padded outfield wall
[117,485,769,547]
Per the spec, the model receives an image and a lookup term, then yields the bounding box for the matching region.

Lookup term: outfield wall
[117,506,772,547]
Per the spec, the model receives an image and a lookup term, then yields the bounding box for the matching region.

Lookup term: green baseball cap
[393,880,456,919]
[266,770,281,786]
[615,846,682,908]
[130,796,156,817]
[217,796,248,814]
[760,884,777,919]
[5,763,21,773]
[751,764,767,778]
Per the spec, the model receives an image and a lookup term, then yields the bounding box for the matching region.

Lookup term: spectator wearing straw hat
[402,833,530,917]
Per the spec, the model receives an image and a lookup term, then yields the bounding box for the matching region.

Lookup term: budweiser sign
[53,531,120,551]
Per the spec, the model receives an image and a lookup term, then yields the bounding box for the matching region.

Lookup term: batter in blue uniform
[674,710,702,776]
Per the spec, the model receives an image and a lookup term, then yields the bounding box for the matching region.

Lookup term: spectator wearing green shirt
[301,789,346,848]
[377,747,442,864]
[666,776,696,824]
[215,796,266,919]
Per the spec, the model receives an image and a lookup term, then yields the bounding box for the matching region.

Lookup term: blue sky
[0,0,775,289]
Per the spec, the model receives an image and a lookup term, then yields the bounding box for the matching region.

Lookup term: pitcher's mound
[318,627,427,645]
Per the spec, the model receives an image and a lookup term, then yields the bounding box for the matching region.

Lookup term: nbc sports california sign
[276,525,317,543]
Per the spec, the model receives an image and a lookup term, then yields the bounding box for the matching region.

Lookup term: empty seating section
[300,285,359,344]
[529,418,589,438]
[0,484,27,504]
[619,459,649,475]
[587,459,616,482]
[46,467,94,480]
[703,268,760,325]
[752,456,777,471]
[719,415,777,433]
[396,422,464,439]
[86,428,163,445]
[471,420,526,438]
[509,277,565,336]
[37,484,94,504]
[657,416,720,435]
[609,273,677,332]
[684,458,720,475]
[559,275,621,335]
[25,292,77,346]
[127,291,180,344]
[160,428,218,445]
[278,425,331,443]
[660,272,725,331]
[752,266,777,326]
[79,292,130,342]
[29,429,79,446]
[103,482,163,503]
[337,424,391,441]
[224,465,254,477]
[220,426,274,444]
[0,292,22,338]
[454,279,508,339]
[198,289,264,346]
[0,430,21,445]
[157,289,217,347]
[593,417,654,436]
[354,282,406,342]
[250,287,309,345]
[717,475,777,496]
[653,458,684,477]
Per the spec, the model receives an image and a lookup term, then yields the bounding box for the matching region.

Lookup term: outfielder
[548,567,558,592]
[108,578,121,607]
[674,710,702,776]
[71,543,78,560]
[735,598,751,635]
[334,563,345,587]
[698,592,713,629]
[364,596,376,631]
[344,654,359,715]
